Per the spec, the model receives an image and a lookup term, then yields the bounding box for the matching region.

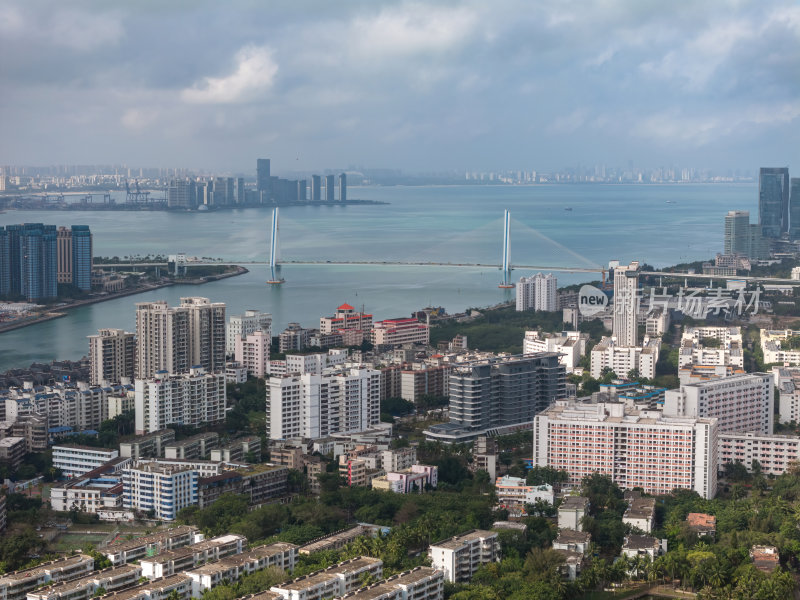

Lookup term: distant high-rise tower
[789,178,800,241]
[613,261,639,347]
[759,167,790,239]
[339,173,347,202]
[297,179,307,202]
[71,225,92,291]
[724,211,751,256]
[325,175,335,202]
[257,158,271,193]
[56,227,73,285]
[19,223,57,301]
[311,175,321,201]
[515,273,557,312]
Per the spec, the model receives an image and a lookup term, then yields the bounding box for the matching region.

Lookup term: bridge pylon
[267,207,285,284]
[498,209,514,288]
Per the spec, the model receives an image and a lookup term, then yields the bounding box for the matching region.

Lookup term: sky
[1,0,799,174]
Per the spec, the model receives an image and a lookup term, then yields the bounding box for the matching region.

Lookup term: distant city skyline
[0,1,797,172]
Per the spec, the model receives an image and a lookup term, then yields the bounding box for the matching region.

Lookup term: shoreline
[0,266,249,335]
[0,200,388,212]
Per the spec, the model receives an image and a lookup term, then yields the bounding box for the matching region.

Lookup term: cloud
[181,45,278,104]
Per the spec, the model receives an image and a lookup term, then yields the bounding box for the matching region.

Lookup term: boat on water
[564,207,573,211]
[498,283,515,289]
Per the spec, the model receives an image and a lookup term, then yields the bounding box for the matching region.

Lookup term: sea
[0,183,757,372]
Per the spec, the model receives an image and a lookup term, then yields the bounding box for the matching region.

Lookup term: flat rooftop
[555,529,591,544]
[559,496,589,511]
[32,565,140,596]
[99,575,191,600]
[0,554,92,584]
[105,526,197,554]
[431,530,496,550]
[276,557,382,592]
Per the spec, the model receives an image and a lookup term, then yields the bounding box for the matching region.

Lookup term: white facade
[612,261,639,347]
[590,336,660,379]
[515,273,557,312]
[52,445,119,479]
[428,531,500,583]
[761,329,800,366]
[371,319,429,346]
[270,557,383,600]
[135,367,226,435]
[523,331,587,372]
[285,350,348,375]
[122,462,198,521]
[3,383,115,432]
[235,330,272,378]
[227,310,272,356]
[678,327,744,369]
[775,367,800,424]
[534,400,718,499]
[663,373,772,435]
[266,368,381,440]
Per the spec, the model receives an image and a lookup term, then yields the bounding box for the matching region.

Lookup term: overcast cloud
[1,0,798,173]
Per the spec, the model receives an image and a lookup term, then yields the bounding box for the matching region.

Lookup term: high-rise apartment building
[723,210,768,260]
[613,261,639,347]
[226,309,272,355]
[311,175,321,201]
[71,225,92,291]
[135,298,225,379]
[134,367,226,434]
[425,354,565,443]
[515,272,557,311]
[339,173,347,202]
[257,158,271,194]
[325,175,335,202]
[759,167,790,238]
[57,227,72,285]
[168,179,196,209]
[533,400,718,499]
[790,178,800,241]
[182,297,226,373]
[19,223,58,301]
[663,373,772,435]
[235,329,271,378]
[89,328,136,385]
[266,368,381,439]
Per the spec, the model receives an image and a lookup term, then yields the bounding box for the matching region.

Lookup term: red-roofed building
[320,303,373,334]
[372,318,430,347]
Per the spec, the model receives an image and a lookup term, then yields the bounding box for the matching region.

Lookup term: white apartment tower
[613,261,640,347]
[227,310,272,356]
[266,368,381,439]
[135,367,226,434]
[123,462,198,521]
[515,273,557,312]
[88,328,136,386]
[135,298,225,379]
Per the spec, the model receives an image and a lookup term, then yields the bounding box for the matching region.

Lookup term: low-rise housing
[140,534,245,579]
[103,526,201,566]
[622,497,656,533]
[27,565,142,600]
[621,535,667,561]
[558,497,589,531]
[164,432,219,460]
[428,530,500,583]
[523,331,588,373]
[298,526,374,556]
[371,465,438,494]
[52,445,119,479]
[0,555,94,600]
[270,557,383,600]
[590,336,660,380]
[678,326,744,369]
[493,476,554,516]
[185,543,298,597]
[686,513,716,539]
[761,329,800,365]
[371,319,429,347]
[750,545,780,572]
[774,366,800,424]
[0,436,26,470]
[97,574,192,600]
[552,529,591,555]
[119,429,176,460]
[336,567,444,600]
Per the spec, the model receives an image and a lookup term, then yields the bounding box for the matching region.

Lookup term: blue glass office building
[71,225,93,291]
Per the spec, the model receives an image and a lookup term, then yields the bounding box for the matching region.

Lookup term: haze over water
[0,183,756,371]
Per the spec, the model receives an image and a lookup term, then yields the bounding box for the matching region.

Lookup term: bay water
[0,183,756,371]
